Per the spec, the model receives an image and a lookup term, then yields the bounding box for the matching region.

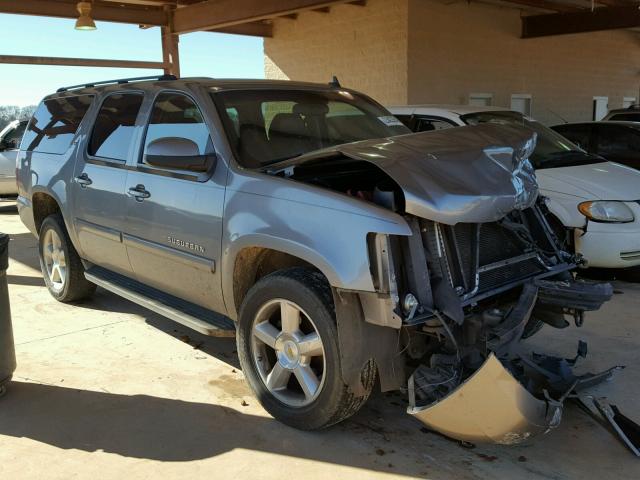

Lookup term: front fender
[542,193,587,229]
[221,176,411,318]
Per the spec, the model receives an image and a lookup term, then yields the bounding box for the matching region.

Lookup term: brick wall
[407,0,640,125]
[264,0,410,105]
[264,0,640,125]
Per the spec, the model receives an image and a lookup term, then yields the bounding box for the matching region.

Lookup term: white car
[0,120,26,197]
[389,105,640,272]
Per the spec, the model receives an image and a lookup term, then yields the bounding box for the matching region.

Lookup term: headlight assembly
[578,201,635,223]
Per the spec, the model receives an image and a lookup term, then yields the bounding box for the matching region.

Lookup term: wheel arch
[226,238,340,320]
[31,191,63,235]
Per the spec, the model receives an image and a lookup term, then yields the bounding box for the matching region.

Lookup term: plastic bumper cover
[408,354,562,445]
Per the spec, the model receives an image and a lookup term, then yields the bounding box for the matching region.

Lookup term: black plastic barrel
[0,233,15,396]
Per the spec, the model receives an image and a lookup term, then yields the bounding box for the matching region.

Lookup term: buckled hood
[272,124,539,225]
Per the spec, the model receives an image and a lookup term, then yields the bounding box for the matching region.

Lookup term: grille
[426,212,547,298]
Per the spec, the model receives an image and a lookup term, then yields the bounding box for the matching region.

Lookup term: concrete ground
[0,200,639,480]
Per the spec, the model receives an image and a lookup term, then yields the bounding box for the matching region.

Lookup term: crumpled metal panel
[277,124,538,225]
[407,354,562,445]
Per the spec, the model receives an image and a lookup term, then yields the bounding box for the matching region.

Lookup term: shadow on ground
[0,381,432,478]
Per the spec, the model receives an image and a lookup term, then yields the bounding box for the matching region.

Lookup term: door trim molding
[123,233,215,273]
[75,218,122,243]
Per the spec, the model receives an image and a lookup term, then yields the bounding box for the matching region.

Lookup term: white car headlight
[578,201,635,223]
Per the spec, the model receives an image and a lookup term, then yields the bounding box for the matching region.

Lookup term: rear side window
[22,95,94,154]
[89,93,144,160]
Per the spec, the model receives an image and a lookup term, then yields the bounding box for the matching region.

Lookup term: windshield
[460,111,600,169]
[212,88,409,168]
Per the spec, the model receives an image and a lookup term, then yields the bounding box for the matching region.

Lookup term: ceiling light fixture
[75,1,97,31]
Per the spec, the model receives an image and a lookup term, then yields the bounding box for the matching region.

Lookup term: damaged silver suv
[17,76,613,443]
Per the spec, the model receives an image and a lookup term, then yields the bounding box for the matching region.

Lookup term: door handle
[75,173,92,188]
[128,184,151,202]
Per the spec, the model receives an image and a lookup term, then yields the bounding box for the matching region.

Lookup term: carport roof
[0,0,637,76]
[1,1,638,38]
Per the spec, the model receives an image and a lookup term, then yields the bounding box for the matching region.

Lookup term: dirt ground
[0,200,639,480]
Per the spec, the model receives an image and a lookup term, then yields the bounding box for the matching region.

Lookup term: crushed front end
[394,202,614,444]
[271,123,615,444]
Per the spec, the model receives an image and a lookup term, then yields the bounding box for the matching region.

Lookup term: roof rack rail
[57,74,177,93]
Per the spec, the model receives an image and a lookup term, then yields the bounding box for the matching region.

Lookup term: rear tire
[237,267,375,430]
[38,214,96,302]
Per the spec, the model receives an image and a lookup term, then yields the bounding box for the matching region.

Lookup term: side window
[22,95,94,154]
[89,93,144,161]
[1,122,26,150]
[554,125,592,151]
[225,107,240,136]
[610,113,640,122]
[596,126,640,159]
[142,92,213,170]
[416,117,454,132]
[394,115,414,129]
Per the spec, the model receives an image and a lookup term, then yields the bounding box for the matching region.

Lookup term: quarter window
[142,93,213,164]
[89,93,144,161]
[22,95,94,154]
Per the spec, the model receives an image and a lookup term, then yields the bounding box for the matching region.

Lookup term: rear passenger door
[72,92,144,275]
[122,91,226,313]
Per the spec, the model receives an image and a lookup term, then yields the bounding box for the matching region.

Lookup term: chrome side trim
[123,233,215,273]
[75,218,122,243]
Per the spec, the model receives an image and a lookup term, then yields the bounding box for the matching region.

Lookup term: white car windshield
[461,111,602,169]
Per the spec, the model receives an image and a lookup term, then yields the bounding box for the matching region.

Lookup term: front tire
[237,268,375,430]
[38,214,96,302]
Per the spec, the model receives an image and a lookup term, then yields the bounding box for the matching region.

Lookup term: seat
[268,113,313,160]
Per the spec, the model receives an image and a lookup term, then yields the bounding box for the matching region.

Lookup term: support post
[161,6,180,77]
[0,233,16,397]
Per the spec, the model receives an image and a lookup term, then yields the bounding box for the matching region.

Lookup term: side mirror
[143,136,215,173]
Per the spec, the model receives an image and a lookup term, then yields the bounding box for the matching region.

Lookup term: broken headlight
[578,201,634,223]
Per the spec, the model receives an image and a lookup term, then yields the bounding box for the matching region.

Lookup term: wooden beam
[522,6,640,38]
[595,0,635,6]
[504,0,582,13]
[172,0,359,34]
[0,0,168,26]
[0,54,166,69]
[211,22,273,37]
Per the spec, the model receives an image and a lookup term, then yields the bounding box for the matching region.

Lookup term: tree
[0,105,36,131]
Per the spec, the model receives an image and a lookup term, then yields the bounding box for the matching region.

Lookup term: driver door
[122,91,226,313]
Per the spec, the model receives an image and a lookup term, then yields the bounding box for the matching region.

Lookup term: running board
[85,266,235,338]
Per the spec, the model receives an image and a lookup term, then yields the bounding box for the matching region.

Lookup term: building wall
[264,0,640,125]
[406,1,640,125]
[264,0,410,105]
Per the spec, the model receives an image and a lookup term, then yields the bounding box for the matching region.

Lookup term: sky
[0,14,265,107]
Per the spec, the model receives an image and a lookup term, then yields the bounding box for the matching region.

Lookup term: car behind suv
[0,120,27,196]
[17,77,612,443]
[390,105,640,275]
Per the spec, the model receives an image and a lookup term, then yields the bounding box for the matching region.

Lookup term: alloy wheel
[42,229,66,292]
[251,299,326,407]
